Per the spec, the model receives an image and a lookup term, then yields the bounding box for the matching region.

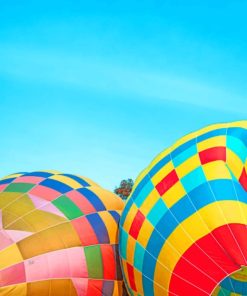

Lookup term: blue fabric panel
[134,242,146,271]
[181,166,206,193]
[146,229,165,258]
[221,276,247,294]
[109,210,121,224]
[171,138,197,159]
[147,199,168,226]
[78,187,106,210]
[62,173,90,186]
[227,135,247,163]
[172,144,197,167]
[149,154,171,178]
[87,213,109,244]
[25,171,53,178]
[40,178,72,193]
[102,281,114,295]
[197,128,227,142]
[142,252,156,296]
[119,228,128,260]
[0,178,15,185]
[135,179,154,207]
[227,127,247,147]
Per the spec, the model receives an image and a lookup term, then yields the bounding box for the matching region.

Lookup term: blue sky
[1,1,247,189]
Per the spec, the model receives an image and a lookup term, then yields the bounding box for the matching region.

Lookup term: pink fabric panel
[29,194,48,208]
[66,191,95,214]
[25,247,88,282]
[13,176,44,184]
[0,262,26,286]
[0,184,8,192]
[40,203,66,218]
[0,230,13,250]
[72,278,88,296]
[29,185,61,201]
[5,230,32,243]
[0,210,2,229]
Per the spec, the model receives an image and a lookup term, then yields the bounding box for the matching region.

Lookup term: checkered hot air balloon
[119,121,247,296]
[0,171,125,295]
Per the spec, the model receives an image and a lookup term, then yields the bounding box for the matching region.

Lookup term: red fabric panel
[127,263,136,292]
[72,216,98,246]
[239,168,247,191]
[100,245,116,280]
[129,210,145,240]
[156,169,179,195]
[67,190,96,214]
[87,280,103,296]
[169,224,246,296]
[199,147,226,165]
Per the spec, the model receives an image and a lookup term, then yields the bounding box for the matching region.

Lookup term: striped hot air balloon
[119,121,247,296]
[0,171,125,295]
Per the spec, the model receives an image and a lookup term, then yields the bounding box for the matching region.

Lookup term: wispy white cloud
[0,45,246,115]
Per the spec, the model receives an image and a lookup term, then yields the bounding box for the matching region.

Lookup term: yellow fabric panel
[17,222,81,259]
[175,154,201,179]
[162,181,186,208]
[140,189,160,216]
[132,166,150,195]
[154,258,172,295]
[90,186,124,210]
[156,201,247,292]
[49,174,83,189]
[0,192,23,208]
[98,211,119,244]
[122,204,139,233]
[202,161,232,181]
[0,243,23,269]
[231,266,247,282]
[151,161,174,186]
[134,268,144,295]
[27,279,77,296]
[211,285,220,295]
[153,279,167,296]
[0,283,27,296]
[197,136,226,152]
[76,174,99,187]
[226,148,244,179]
[7,209,66,232]
[126,235,136,264]
[3,195,35,226]
[148,147,172,176]
[39,170,61,174]
[137,219,154,248]
[0,173,24,180]
[112,281,123,296]
[230,120,247,129]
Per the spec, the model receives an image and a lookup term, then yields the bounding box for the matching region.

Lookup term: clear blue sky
[1,1,247,190]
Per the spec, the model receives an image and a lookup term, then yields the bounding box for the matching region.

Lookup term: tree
[114,178,134,200]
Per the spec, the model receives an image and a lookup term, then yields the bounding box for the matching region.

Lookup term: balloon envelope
[0,171,124,295]
[119,121,247,296]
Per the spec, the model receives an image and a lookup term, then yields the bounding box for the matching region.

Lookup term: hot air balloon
[119,121,247,296]
[0,171,124,295]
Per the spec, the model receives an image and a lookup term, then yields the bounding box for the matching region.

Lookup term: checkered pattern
[0,171,125,295]
[119,121,247,296]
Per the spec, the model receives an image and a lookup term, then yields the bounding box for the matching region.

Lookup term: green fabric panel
[4,183,35,193]
[52,195,83,219]
[84,245,103,278]
[218,287,231,296]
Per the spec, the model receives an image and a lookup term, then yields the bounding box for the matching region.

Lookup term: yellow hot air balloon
[0,171,124,295]
[119,121,247,296]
